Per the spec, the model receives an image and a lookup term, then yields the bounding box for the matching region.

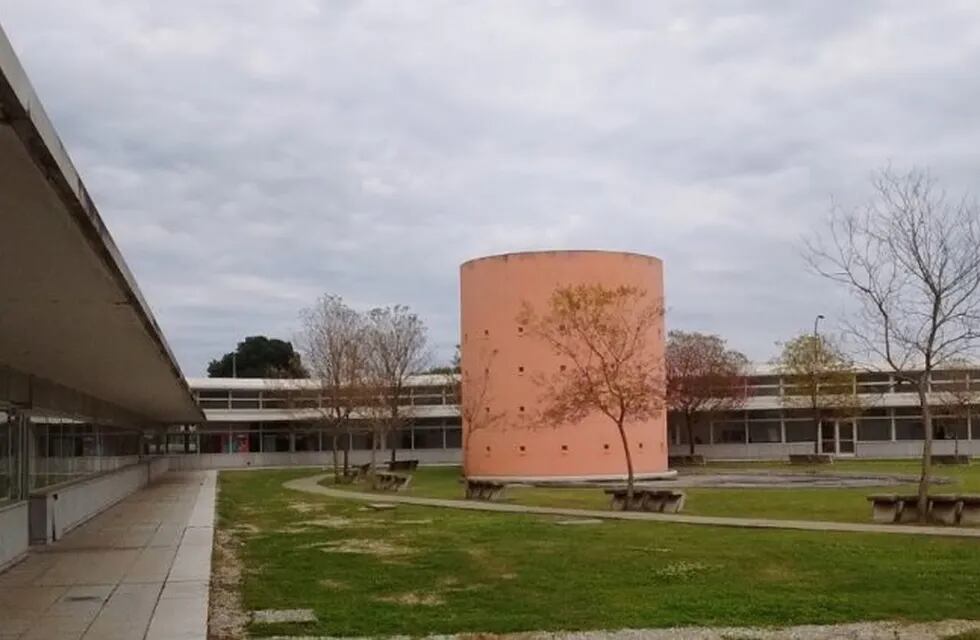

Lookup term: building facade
[165,367,980,471]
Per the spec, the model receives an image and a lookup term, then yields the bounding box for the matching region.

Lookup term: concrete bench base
[868,494,980,526]
[934,455,971,465]
[789,454,834,464]
[466,481,505,501]
[374,473,411,492]
[606,489,685,513]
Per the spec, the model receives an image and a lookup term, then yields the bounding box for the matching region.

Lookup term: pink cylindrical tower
[459,250,670,482]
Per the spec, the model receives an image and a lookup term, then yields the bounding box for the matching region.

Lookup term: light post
[812,314,825,454]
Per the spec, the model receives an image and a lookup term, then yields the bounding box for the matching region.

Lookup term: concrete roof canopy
[0,25,201,424]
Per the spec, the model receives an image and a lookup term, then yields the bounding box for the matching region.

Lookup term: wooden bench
[604,488,686,513]
[374,472,412,492]
[387,459,420,472]
[465,480,506,501]
[668,454,706,466]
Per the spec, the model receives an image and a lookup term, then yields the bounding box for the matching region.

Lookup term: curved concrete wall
[459,250,668,481]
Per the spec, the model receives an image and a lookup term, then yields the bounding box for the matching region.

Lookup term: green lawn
[328,460,980,524]
[220,468,980,637]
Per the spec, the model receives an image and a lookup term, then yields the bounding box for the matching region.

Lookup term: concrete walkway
[0,470,216,640]
[285,474,980,538]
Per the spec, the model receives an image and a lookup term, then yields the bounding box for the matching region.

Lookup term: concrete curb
[284,473,980,538]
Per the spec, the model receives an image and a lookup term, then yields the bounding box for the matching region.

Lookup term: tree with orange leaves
[665,331,748,456]
[519,284,665,508]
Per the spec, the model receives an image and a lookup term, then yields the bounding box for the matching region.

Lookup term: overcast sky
[4,1,980,375]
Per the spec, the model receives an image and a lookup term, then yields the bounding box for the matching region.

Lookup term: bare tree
[364,305,430,471]
[297,295,368,480]
[665,331,748,456]
[807,167,980,520]
[519,284,665,508]
[455,343,507,476]
[773,332,861,455]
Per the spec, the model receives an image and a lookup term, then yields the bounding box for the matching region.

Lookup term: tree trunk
[369,429,378,479]
[390,424,398,463]
[917,381,933,523]
[616,421,635,510]
[812,389,821,455]
[331,432,339,481]
[342,429,350,474]
[685,413,696,457]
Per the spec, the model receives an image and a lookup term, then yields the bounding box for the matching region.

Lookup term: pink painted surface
[459,250,668,480]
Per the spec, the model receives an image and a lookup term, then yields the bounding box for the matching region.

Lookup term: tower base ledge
[464,470,678,484]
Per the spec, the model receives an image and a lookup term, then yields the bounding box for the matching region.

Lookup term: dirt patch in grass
[316,538,412,557]
[319,578,349,589]
[302,516,356,528]
[377,592,445,606]
[288,501,323,514]
[208,528,250,640]
[229,523,261,535]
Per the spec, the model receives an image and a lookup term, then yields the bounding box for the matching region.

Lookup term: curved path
[285,474,980,539]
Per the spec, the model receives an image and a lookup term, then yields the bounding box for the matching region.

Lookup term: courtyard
[208,461,980,639]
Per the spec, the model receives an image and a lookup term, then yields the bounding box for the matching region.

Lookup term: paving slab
[0,470,215,640]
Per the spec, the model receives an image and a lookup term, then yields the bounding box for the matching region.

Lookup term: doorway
[819,419,856,456]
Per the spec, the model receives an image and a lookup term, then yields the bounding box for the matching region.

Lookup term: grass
[220,468,980,637]
[327,459,980,524]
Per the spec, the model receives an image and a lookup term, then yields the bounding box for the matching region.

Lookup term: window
[713,421,746,444]
[445,428,462,448]
[895,418,924,440]
[857,418,891,441]
[748,421,781,443]
[785,421,816,442]
[934,417,968,440]
[412,428,444,449]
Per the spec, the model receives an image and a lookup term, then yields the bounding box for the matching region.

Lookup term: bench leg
[960,505,980,526]
[644,496,665,512]
[610,496,625,511]
[871,502,899,524]
[662,496,685,514]
[930,502,959,525]
[897,500,922,523]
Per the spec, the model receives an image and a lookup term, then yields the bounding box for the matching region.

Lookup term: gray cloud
[3,1,980,374]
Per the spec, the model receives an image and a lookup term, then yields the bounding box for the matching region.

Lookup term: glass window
[713,421,746,443]
[445,428,462,448]
[895,418,924,440]
[933,417,968,440]
[857,418,891,441]
[785,421,816,443]
[0,414,14,503]
[412,428,444,449]
[676,421,711,446]
[748,421,781,443]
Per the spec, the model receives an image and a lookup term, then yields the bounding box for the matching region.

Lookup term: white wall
[28,456,170,544]
[169,449,461,471]
[0,501,28,572]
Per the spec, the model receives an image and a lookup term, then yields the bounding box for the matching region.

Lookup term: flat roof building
[0,22,200,570]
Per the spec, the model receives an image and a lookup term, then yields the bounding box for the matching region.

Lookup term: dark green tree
[207,336,307,378]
